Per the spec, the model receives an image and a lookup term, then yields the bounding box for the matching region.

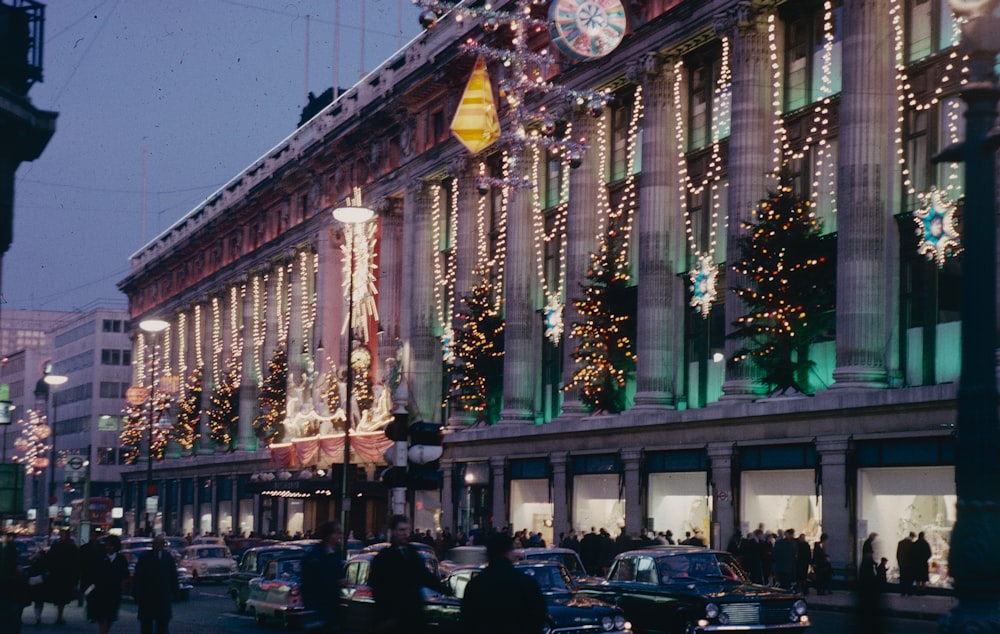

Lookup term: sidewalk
[807,590,957,621]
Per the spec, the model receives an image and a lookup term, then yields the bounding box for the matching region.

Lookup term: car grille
[721,603,791,625]
[552,626,604,634]
[209,566,231,574]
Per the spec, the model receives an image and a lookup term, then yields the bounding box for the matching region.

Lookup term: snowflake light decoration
[913,188,961,267]
[689,254,719,318]
[543,293,564,344]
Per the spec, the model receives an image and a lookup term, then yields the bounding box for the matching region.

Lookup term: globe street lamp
[333,199,375,552]
[139,318,169,536]
[42,371,67,539]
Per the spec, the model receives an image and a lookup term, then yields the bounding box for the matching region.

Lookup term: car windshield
[657,554,741,583]
[274,559,302,579]
[520,565,572,593]
[526,552,585,576]
[193,547,231,559]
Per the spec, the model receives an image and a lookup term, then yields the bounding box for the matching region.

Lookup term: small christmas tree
[446,276,505,424]
[207,361,240,449]
[172,366,203,452]
[253,348,287,444]
[566,225,637,413]
[728,183,836,395]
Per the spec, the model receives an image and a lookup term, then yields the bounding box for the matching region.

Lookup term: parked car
[578,546,810,634]
[229,544,305,613]
[226,537,280,562]
[360,541,440,576]
[514,546,603,586]
[180,544,238,583]
[439,545,487,577]
[421,560,631,634]
[246,553,310,628]
[192,535,227,545]
[121,547,193,601]
[341,546,442,633]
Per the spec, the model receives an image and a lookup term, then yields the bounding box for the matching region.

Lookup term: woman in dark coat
[910,532,932,594]
[86,535,129,634]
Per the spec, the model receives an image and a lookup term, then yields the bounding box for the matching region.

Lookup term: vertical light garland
[194,304,204,370]
[136,333,147,384]
[211,295,222,384]
[430,184,445,333]
[285,261,293,347]
[476,161,490,269]
[252,273,264,384]
[311,251,319,351]
[299,250,311,355]
[162,323,172,378]
[491,152,511,313]
[178,312,187,381]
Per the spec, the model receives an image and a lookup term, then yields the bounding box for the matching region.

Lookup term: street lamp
[139,318,169,536]
[465,471,474,537]
[42,371,67,539]
[333,199,375,552]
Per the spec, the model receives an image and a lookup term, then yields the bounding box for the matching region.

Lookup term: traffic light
[381,411,409,488]
[407,420,443,490]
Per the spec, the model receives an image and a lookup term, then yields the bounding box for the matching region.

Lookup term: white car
[180,544,237,584]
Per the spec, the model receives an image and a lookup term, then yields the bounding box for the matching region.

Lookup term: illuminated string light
[178,312,187,381]
[194,303,204,370]
[211,295,222,384]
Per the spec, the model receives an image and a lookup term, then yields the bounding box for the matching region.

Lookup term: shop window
[741,469,821,541]
[647,472,710,539]
[784,1,843,112]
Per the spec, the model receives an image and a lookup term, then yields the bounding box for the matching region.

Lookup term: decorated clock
[549,0,627,61]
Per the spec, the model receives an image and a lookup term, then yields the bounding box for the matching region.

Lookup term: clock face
[549,0,627,61]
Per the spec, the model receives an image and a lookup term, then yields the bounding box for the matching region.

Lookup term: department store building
[118,0,989,585]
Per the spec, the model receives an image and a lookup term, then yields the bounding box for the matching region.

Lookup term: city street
[19,585,947,634]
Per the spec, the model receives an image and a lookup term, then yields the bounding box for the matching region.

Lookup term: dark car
[514,546,603,586]
[340,546,442,633]
[246,553,310,628]
[422,560,632,634]
[439,545,487,577]
[578,546,809,634]
[229,543,305,613]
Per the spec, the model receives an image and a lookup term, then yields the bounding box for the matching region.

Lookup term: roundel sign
[126,385,150,406]
[549,0,627,61]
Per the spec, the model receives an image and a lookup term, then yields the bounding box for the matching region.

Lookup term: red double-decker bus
[70,497,114,534]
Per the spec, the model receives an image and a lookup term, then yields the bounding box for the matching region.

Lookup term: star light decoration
[689,254,719,318]
[415,0,614,188]
[913,188,962,267]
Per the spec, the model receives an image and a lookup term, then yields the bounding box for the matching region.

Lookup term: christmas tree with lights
[253,347,287,444]
[446,276,505,424]
[566,224,637,413]
[728,183,836,395]
[207,361,240,449]
[172,366,203,452]
[119,402,145,465]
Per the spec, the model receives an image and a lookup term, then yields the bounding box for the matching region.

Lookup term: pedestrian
[771,529,797,589]
[86,534,129,634]
[45,528,80,625]
[369,514,445,634]
[896,532,915,595]
[301,521,345,633]
[739,530,764,585]
[460,531,547,634]
[911,531,932,594]
[78,528,104,607]
[795,533,812,593]
[579,528,600,575]
[132,534,179,634]
[856,532,885,634]
[811,533,832,595]
[0,532,29,634]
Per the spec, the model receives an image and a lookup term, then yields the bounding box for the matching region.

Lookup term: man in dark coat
[369,514,444,634]
[771,529,797,589]
[896,532,915,595]
[460,531,547,634]
[44,528,79,625]
[910,531,932,594]
[0,532,28,634]
[301,521,345,633]
[579,528,600,575]
[133,534,179,634]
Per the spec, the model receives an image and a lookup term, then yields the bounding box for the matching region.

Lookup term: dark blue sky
[7,0,420,311]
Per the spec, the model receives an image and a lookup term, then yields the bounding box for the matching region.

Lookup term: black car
[578,546,809,634]
[514,546,604,586]
[229,543,305,613]
[423,560,632,634]
[340,546,443,633]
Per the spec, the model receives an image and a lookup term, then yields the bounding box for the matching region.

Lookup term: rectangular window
[97,447,116,466]
[688,62,711,150]
[544,156,564,209]
[101,349,121,365]
[905,109,929,211]
[99,382,119,398]
[906,0,957,63]
[610,93,633,182]
[785,3,843,111]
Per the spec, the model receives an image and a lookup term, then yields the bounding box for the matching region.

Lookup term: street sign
[65,453,87,483]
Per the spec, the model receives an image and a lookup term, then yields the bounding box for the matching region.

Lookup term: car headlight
[602,616,615,631]
[705,603,720,619]
[614,615,628,631]
[793,600,807,616]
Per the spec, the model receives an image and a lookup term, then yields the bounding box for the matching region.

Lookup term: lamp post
[139,318,169,536]
[43,371,67,539]
[464,472,474,536]
[333,199,375,552]
[933,2,1000,631]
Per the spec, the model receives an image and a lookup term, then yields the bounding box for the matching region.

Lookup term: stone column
[559,115,602,418]
[550,452,569,538]
[831,0,895,389]
[490,456,507,530]
[406,183,443,422]
[239,275,258,451]
[633,53,681,410]
[500,148,538,423]
[720,4,773,399]
[315,222,340,384]
[448,161,481,426]
[377,198,403,359]
[816,437,851,581]
[622,449,642,537]
[440,459,455,533]
[707,443,736,551]
[197,300,215,456]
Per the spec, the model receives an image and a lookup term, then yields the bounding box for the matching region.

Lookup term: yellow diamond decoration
[451,56,501,154]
